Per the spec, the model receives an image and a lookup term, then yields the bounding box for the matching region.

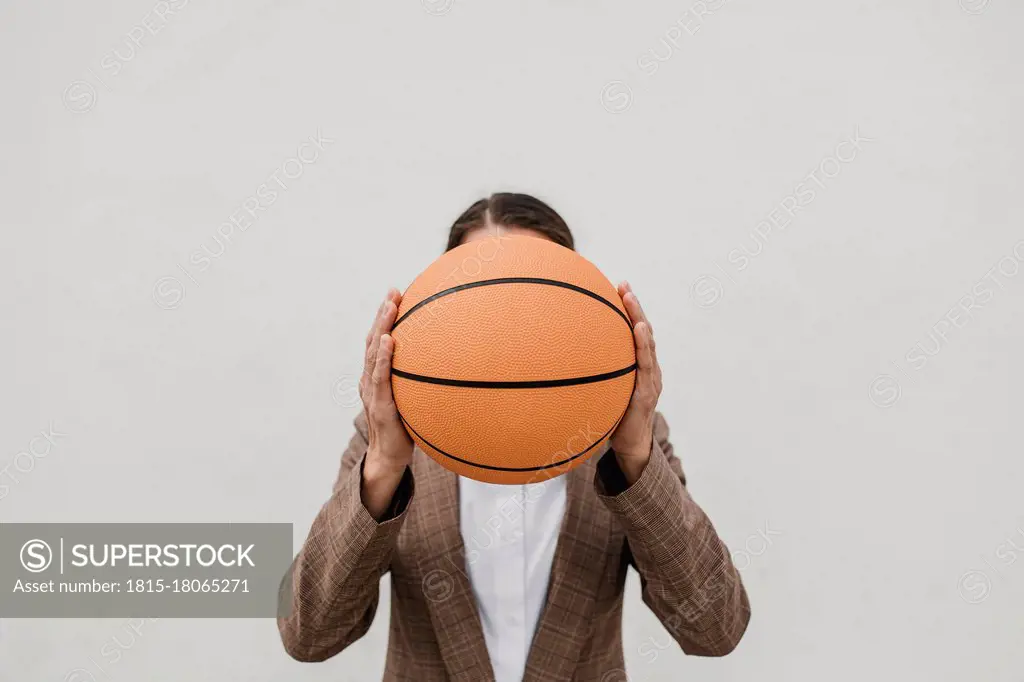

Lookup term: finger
[368,323,385,382]
[386,287,403,308]
[633,323,661,407]
[378,299,399,336]
[630,288,652,335]
[367,289,403,355]
[634,321,655,373]
[367,301,398,401]
[621,291,647,330]
[646,324,663,396]
[372,334,397,411]
[364,297,389,382]
[617,282,635,322]
[366,298,387,350]
[366,303,385,358]
[627,290,659,372]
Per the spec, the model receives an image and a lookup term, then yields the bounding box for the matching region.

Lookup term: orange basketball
[390,234,636,484]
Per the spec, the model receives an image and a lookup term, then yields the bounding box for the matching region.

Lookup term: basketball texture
[390,234,636,484]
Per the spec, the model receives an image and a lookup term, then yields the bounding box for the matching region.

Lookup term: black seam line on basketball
[398,402,629,473]
[391,364,630,471]
[391,364,637,389]
[391,277,633,331]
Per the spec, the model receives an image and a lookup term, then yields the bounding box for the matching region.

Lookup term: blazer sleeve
[595,411,751,656]
[277,410,414,662]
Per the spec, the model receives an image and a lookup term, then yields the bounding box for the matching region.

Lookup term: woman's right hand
[358,289,414,518]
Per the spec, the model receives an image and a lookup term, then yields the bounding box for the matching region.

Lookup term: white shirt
[458,474,568,682]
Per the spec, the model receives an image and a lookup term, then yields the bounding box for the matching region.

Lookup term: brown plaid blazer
[278,411,750,681]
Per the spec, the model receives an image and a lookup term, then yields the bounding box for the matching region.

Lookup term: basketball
[390,234,636,484]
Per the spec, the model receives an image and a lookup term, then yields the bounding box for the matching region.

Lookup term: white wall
[2,0,1022,680]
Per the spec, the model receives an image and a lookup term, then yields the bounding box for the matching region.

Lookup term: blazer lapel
[415,453,495,682]
[523,453,613,682]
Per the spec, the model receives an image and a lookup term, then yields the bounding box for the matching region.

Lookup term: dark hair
[445,193,575,252]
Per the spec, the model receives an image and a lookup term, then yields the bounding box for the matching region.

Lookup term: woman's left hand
[609,281,663,485]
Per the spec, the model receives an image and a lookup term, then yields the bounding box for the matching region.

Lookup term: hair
[445,193,575,252]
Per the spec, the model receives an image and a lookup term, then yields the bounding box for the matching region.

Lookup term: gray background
[2,0,1022,680]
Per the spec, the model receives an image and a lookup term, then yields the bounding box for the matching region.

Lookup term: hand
[609,281,663,485]
[359,289,414,518]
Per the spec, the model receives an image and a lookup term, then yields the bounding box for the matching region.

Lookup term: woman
[277,193,750,681]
